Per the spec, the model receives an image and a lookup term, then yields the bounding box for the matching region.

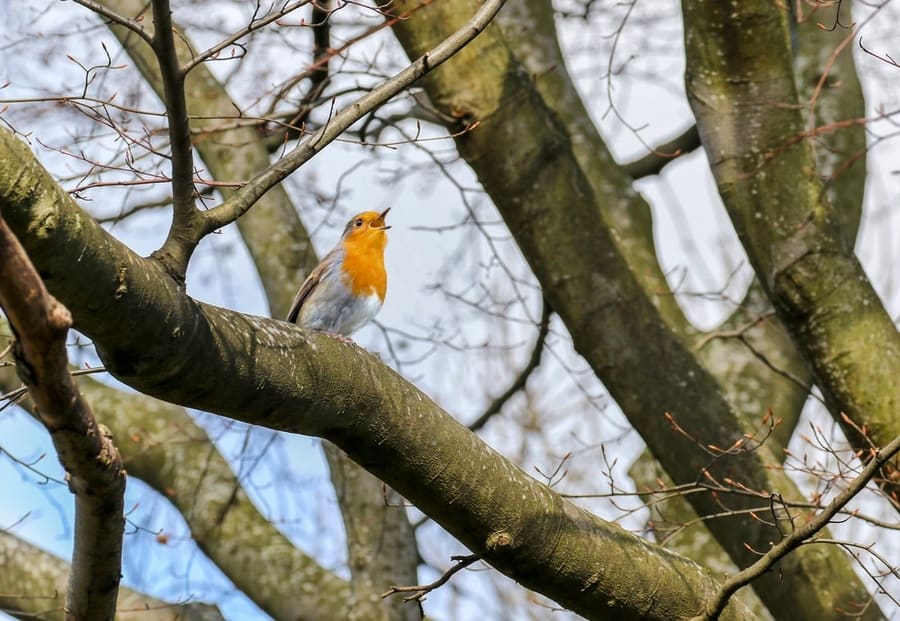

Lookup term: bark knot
[486,530,512,552]
[115,263,128,299]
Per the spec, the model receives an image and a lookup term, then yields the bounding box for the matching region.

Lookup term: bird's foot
[324,331,356,345]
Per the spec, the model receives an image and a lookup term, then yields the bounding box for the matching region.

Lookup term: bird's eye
[355,218,364,227]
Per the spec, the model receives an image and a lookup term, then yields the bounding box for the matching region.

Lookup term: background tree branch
[384,2,882,617]
[0,531,225,621]
[682,0,900,504]
[0,347,354,621]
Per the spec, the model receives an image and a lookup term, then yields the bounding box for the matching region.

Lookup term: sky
[1,0,899,619]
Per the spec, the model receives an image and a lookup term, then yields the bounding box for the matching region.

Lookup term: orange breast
[340,234,387,300]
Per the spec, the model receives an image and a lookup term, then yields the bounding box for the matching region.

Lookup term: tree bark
[383,2,883,618]
[682,0,900,503]
[0,126,754,621]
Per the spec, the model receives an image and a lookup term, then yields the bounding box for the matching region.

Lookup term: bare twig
[692,311,817,401]
[469,301,551,431]
[381,554,479,603]
[72,0,152,43]
[0,214,126,621]
[693,312,775,352]
[263,0,335,149]
[859,37,899,69]
[288,0,333,130]
[181,0,311,75]
[200,0,509,234]
[690,434,900,621]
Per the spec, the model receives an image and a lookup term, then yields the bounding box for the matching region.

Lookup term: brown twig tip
[382,554,479,603]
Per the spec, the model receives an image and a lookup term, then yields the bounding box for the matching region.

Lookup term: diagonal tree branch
[469,300,550,432]
[99,4,422,617]
[0,215,126,621]
[0,126,754,621]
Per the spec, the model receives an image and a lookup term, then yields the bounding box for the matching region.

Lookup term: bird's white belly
[298,285,383,336]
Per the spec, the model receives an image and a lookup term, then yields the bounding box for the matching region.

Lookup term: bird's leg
[323,331,356,345]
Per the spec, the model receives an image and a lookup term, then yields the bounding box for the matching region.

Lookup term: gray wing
[286,268,320,323]
[285,246,342,323]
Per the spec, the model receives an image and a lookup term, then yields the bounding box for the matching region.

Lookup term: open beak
[376,207,392,230]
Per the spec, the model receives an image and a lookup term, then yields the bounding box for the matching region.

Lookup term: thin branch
[858,37,900,69]
[692,311,818,402]
[181,0,312,75]
[381,554,479,603]
[692,311,774,351]
[262,0,336,150]
[150,0,200,279]
[71,0,153,44]
[690,433,900,621]
[200,0,509,234]
[284,0,334,132]
[621,124,701,179]
[0,215,126,621]
[96,195,172,224]
[469,301,550,431]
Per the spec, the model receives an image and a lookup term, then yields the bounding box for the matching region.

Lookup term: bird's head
[341,208,391,251]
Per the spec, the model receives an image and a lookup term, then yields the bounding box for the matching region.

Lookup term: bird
[286,208,391,337]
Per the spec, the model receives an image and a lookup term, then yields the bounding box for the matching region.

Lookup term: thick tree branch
[199,0,508,234]
[499,0,815,457]
[682,0,900,504]
[386,2,883,618]
[0,128,753,621]
[101,4,422,616]
[495,0,691,338]
[0,216,126,621]
[794,3,867,237]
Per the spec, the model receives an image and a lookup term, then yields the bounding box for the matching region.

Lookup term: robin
[286,208,391,336]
